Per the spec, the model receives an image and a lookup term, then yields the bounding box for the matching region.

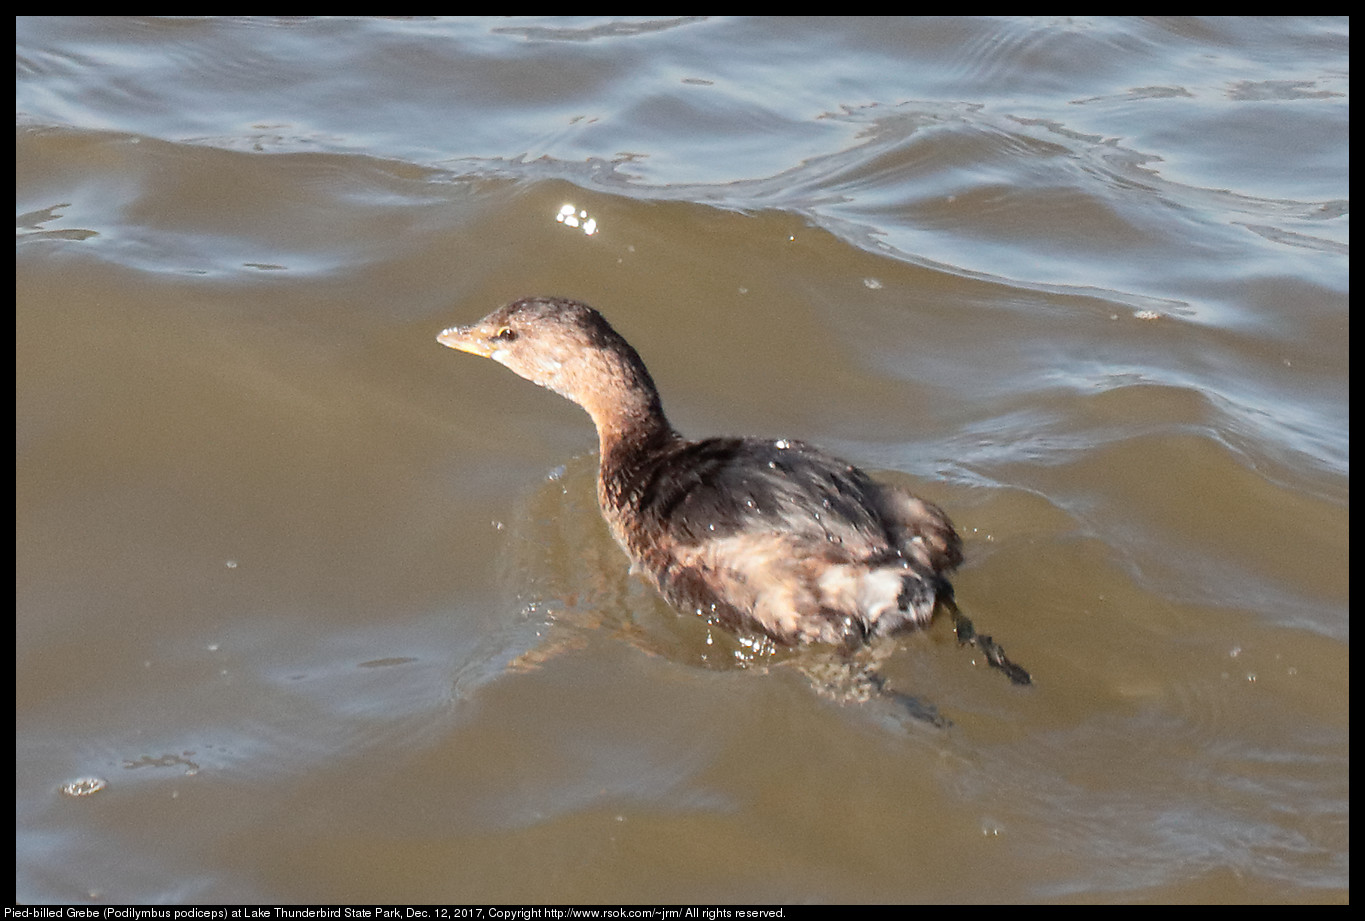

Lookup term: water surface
[16,16,1348,903]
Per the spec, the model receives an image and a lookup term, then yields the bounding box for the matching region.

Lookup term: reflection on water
[17,16,1347,903]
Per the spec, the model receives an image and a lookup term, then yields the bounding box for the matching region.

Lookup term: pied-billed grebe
[439,296,1027,682]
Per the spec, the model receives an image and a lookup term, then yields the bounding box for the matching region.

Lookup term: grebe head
[438,295,664,436]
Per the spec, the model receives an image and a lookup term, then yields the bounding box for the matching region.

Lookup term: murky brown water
[17,16,1347,904]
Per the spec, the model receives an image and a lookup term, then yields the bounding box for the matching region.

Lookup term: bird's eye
[493,327,517,342]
